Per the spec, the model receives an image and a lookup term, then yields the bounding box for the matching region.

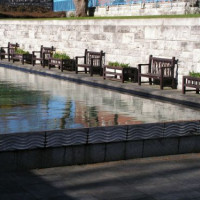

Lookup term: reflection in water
[0,67,200,134]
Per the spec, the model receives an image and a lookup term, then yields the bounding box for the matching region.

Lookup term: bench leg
[182,85,186,94]
[182,77,186,94]
[149,78,152,85]
[138,75,141,85]
[160,78,163,90]
[196,88,199,94]
[90,66,93,76]
[171,78,176,89]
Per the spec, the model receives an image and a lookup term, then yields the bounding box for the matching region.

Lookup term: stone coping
[0,120,199,151]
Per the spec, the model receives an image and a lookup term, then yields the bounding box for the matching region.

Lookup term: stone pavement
[1,153,200,200]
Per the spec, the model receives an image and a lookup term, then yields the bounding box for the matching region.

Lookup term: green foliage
[53,52,70,60]
[15,48,29,55]
[189,71,200,78]
[108,61,130,68]
[0,5,66,18]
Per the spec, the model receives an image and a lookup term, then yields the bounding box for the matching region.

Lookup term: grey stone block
[128,123,164,141]
[71,145,86,165]
[88,125,127,144]
[0,151,17,171]
[41,147,66,168]
[85,143,106,164]
[0,131,45,151]
[105,142,125,162]
[103,25,116,33]
[46,128,88,148]
[125,140,143,159]
[117,26,130,33]
[16,149,44,170]
[143,138,179,157]
[179,135,200,154]
[164,121,200,138]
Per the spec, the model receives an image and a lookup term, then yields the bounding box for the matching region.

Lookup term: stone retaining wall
[0,18,200,88]
[94,2,188,17]
[0,120,199,171]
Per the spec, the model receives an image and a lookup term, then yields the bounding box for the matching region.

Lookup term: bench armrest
[138,64,150,73]
[75,56,85,64]
[138,64,149,67]
[32,51,41,53]
[76,56,85,59]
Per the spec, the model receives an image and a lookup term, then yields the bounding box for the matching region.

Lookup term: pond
[0,67,200,134]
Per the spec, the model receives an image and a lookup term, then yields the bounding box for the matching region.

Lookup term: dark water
[0,67,199,134]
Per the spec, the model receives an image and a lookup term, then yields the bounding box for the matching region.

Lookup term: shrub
[15,48,29,55]
[189,71,200,78]
[108,61,130,68]
[0,5,66,18]
[53,52,70,59]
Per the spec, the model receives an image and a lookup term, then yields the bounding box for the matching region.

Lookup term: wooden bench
[32,45,56,67]
[182,76,200,94]
[0,42,19,61]
[103,65,138,83]
[75,49,105,76]
[138,55,177,90]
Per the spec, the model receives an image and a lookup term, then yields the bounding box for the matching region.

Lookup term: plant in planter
[182,71,200,94]
[49,52,75,72]
[189,71,200,78]
[53,52,70,60]
[12,48,31,64]
[104,61,137,83]
[108,61,130,68]
[15,48,29,55]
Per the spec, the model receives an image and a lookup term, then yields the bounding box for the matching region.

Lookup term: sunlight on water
[0,67,199,134]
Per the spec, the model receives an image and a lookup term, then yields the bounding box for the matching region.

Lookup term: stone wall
[0,18,200,88]
[91,0,200,17]
[94,1,187,17]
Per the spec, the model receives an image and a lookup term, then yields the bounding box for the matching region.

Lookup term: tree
[74,0,88,17]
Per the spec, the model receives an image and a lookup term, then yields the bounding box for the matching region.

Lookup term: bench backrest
[84,49,105,67]
[149,55,176,77]
[40,45,56,59]
[8,42,19,55]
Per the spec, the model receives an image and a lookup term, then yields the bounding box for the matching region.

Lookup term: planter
[182,76,200,94]
[48,58,75,72]
[12,53,33,65]
[103,65,138,83]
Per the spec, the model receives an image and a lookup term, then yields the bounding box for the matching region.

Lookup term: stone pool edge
[0,120,200,172]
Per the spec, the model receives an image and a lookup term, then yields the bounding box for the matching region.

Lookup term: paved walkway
[1,153,200,200]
